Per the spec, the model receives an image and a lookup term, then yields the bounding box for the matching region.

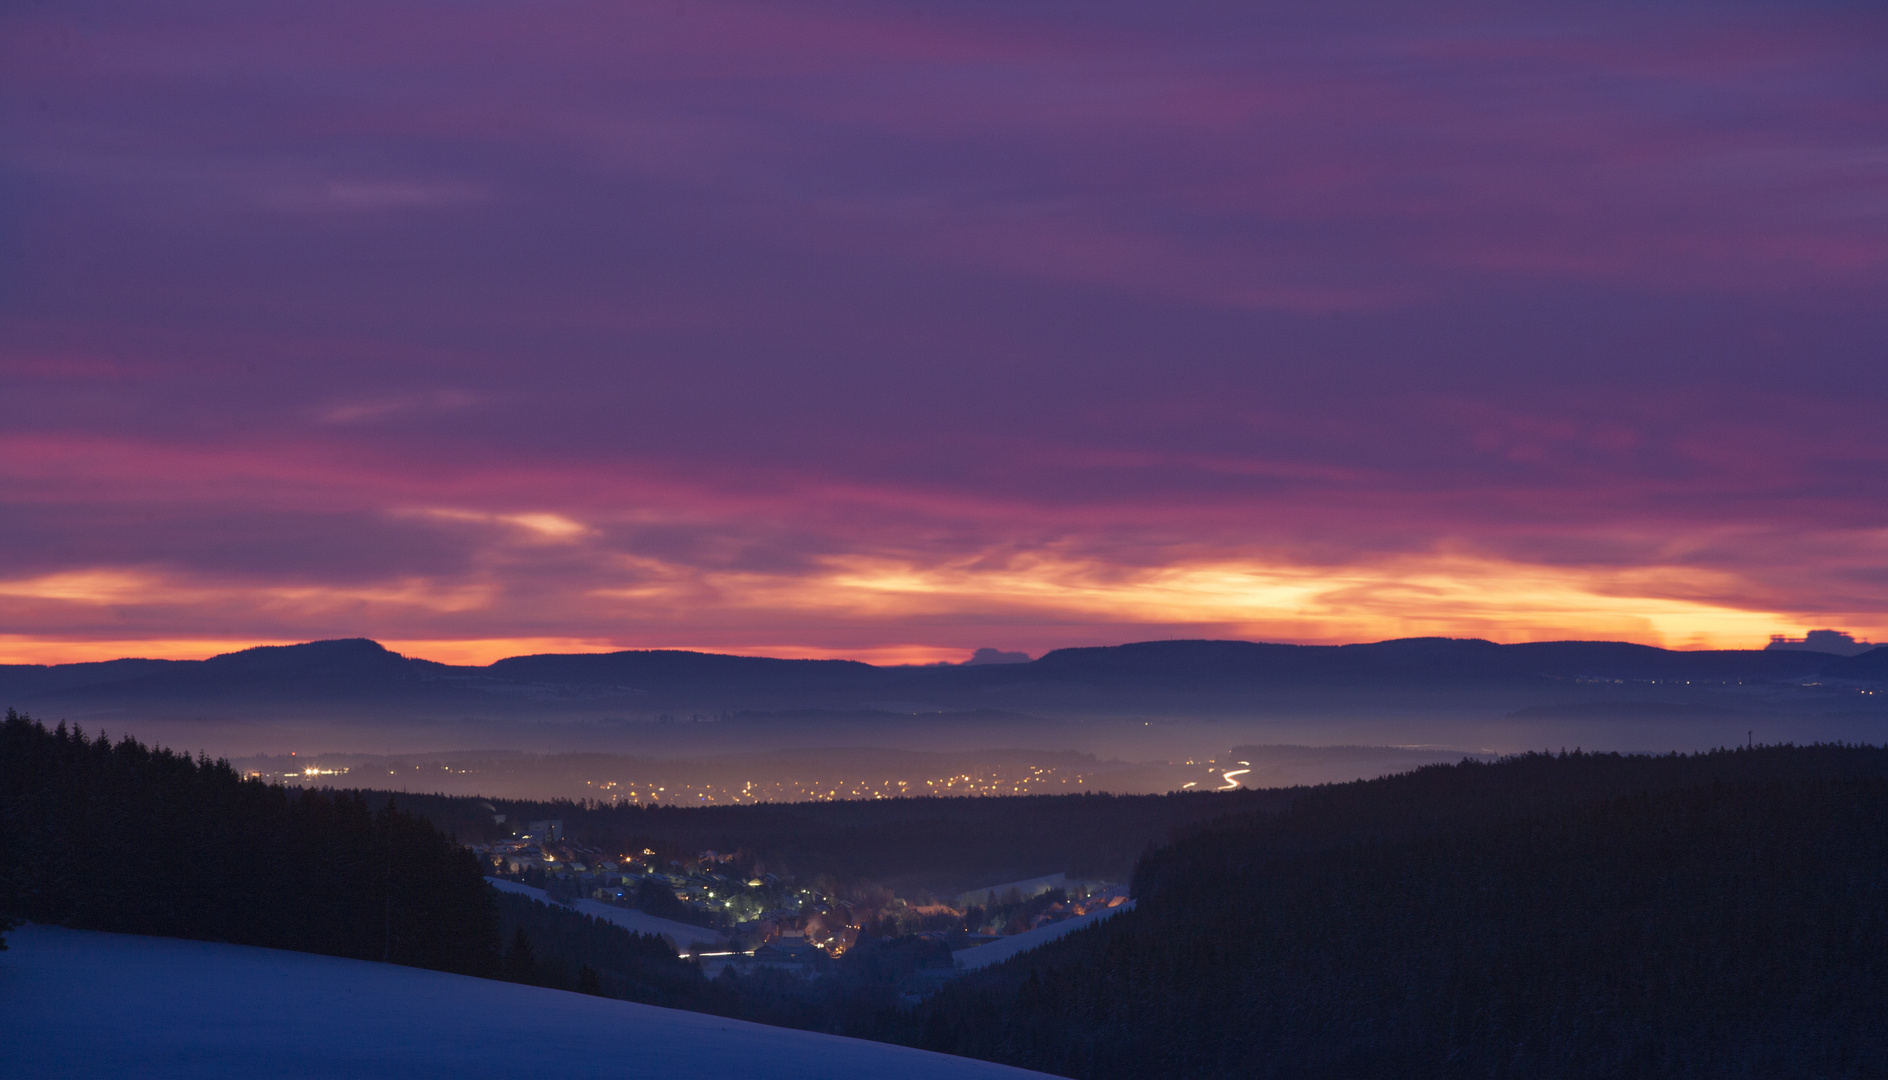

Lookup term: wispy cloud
[316,391,477,426]
[409,508,591,542]
[1,0,1883,661]
[266,180,491,214]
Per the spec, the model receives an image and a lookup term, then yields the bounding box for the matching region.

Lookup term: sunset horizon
[7,1,1884,675]
[2,619,1877,671]
[4,5,1885,1072]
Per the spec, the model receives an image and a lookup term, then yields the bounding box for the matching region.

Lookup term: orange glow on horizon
[793,552,1830,652]
[0,550,1878,667]
[0,635,975,668]
[378,637,626,666]
[0,637,313,666]
[657,643,975,666]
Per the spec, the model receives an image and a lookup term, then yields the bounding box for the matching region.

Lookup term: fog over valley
[8,634,1883,801]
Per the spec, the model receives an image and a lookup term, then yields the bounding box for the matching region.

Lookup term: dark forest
[0,710,495,973]
[895,746,1888,1078]
[6,708,1885,1079]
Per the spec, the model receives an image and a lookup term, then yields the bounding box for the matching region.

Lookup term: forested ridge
[0,710,495,973]
[387,787,1281,898]
[495,890,706,1001]
[898,746,1888,1079]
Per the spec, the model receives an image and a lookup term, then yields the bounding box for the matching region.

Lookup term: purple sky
[3,0,1885,664]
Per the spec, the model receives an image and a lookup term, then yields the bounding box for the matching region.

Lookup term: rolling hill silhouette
[1,637,1881,723]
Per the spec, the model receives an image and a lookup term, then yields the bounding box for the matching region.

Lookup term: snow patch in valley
[486,876,727,951]
[953,901,1136,972]
[0,924,1051,1079]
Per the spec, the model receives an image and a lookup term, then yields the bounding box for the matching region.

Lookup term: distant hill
[1822,646,1888,680]
[1026,637,1839,682]
[1,636,1880,723]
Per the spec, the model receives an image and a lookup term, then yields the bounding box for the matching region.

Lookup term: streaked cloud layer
[2,0,1884,663]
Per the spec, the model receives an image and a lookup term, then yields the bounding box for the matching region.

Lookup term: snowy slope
[954,872,1072,907]
[953,901,1136,972]
[487,876,727,951]
[0,925,1051,1080]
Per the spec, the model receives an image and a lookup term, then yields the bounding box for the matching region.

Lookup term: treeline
[894,746,1888,1078]
[384,788,1285,898]
[495,891,708,1002]
[715,932,957,1034]
[490,889,959,1035]
[24,701,1884,1079]
[0,708,1032,1033]
[0,710,494,974]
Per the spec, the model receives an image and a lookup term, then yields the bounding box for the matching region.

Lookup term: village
[471,818,1132,987]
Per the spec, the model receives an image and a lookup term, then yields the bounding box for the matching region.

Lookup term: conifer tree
[503,927,538,984]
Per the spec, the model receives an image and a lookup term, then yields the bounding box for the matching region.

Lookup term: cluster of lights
[573,766,1104,805]
[1178,759,1251,791]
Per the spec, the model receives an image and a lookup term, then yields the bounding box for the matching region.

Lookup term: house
[751,934,824,966]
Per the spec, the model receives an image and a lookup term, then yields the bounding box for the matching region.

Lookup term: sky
[2,0,1885,666]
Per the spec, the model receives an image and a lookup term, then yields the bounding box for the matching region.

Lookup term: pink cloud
[1,0,1884,658]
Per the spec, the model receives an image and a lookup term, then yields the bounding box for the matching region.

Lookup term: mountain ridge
[2,636,1881,722]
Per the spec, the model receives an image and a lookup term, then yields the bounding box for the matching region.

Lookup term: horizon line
[1,629,1873,669]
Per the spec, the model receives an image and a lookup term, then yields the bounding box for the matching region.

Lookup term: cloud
[0,0,1884,661]
[309,181,489,212]
[1,533,1873,664]
[316,391,477,425]
[409,508,591,542]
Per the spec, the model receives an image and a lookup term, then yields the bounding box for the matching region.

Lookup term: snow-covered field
[953,901,1136,972]
[954,872,1078,907]
[486,876,728,951]
[0,925,1052,1079]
